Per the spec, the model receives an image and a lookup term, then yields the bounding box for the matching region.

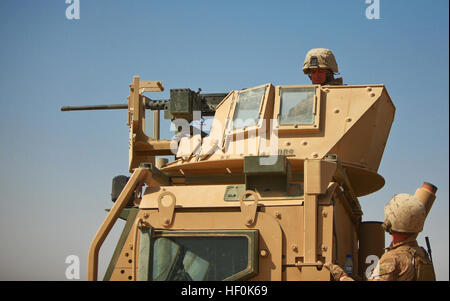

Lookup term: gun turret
[60,76,228,171]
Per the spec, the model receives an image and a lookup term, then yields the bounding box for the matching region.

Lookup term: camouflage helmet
[382,194,427,234]
[302,48,339,74]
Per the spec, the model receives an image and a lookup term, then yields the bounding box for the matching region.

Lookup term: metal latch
[239,190,260,226]
[157,191,176,227]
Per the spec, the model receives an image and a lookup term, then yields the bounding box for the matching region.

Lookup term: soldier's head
[302,48,339,85]
[382,194,427,235]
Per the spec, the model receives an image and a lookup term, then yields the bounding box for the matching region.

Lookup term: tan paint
[162,84,394,197]
[88,167,152,281]
[147,209,283,281]
[414,183,437,216]
[140,185,303,209]
[88,77,398,281]
[127,76,171,171]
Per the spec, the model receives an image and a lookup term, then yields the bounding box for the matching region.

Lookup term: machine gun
[61,76,228,171]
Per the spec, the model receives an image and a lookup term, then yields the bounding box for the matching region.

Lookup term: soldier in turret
[325,190,436,281]
[302,48,343,85]
[284,49,343,119]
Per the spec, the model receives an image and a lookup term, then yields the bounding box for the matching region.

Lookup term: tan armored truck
[62,75,435,281]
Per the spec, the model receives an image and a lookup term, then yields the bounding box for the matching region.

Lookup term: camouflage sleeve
[323,263,355,281]
[367,254,397,281]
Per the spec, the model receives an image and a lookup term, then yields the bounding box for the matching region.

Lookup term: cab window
[232,87,266,129]
[279,87,315,125]
[149,230,258,281]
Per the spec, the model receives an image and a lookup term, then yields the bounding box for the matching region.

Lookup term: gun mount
[61,76,228,170]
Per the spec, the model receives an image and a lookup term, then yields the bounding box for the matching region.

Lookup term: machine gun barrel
[145,99,169,110]
[60,91,227,115]
[61,99,170,112]
[61,104,128,111]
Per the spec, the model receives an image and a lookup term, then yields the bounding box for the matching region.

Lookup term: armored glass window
[149,230,258,281]
[279,87,316,125]
[232,87,266,129]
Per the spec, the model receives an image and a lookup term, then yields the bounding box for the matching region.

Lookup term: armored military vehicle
[62,75,435,281]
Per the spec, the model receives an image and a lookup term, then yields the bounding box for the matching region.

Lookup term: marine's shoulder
[326,77,344,85]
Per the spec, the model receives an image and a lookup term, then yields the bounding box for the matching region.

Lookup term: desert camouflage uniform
[368,237,432,281]
[325,236,433,281]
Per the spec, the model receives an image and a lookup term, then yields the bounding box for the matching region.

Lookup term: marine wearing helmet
[382,194,426,234]
[324,183,437,281]
[302,48,343,85]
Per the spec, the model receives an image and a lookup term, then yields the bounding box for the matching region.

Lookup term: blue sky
[0,0,448,280]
